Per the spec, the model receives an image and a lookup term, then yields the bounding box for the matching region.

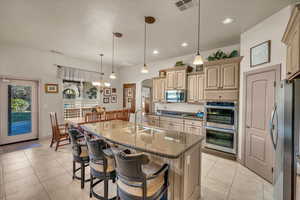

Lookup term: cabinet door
[220,63,239,89]
[166,71,175,90]
[184,125,202,135]
[159,78,166,101]
[176,70,186,89]
[197,74,204,101]
[152,79,159,102]
[287,25,300,77]
[187,75,196,102]
[205,65,220,90]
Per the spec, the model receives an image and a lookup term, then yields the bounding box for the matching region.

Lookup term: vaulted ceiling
[0,0,291,67]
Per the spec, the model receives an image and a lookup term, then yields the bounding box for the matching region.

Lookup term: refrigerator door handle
[269,105,278,150]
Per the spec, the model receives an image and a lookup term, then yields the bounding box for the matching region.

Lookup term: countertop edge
[81,125,204,159]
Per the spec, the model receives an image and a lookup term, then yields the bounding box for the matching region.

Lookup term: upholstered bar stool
[84,133,117,200]
[114,150,169,200]
[68,129,90,189]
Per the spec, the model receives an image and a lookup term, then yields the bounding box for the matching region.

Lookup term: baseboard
[201,147,237,161]
[0,138,39,146]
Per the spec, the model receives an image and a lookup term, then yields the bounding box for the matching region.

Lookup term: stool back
[68,129,84,157]
[115,151,149,182]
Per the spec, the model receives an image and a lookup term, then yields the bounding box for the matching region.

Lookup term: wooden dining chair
[105,111,117,121]
[84,112,104,123]
[116,109,130,121]
[50,112,70,151]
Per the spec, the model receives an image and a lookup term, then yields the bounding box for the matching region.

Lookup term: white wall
[0,44,122,139]
[119,44,240,113]
[238,5,292,159]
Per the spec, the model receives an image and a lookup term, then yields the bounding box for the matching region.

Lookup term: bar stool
[114,150,169,200]
[84,133,117,200]
[68,129,90,189]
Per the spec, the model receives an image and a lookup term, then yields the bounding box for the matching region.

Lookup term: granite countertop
[145,113,204,121]
[81,120,204,159]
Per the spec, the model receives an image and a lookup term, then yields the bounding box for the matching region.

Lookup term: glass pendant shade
[141,64,149,74]
[193,53,204,65]
[110,72,116,79]
[92,81,101,86]
[104,82,111,87]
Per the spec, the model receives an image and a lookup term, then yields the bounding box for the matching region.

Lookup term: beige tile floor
[0,139,275,200]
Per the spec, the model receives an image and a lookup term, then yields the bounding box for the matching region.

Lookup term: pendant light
[110,32,122,79]
[93,54,110,91]
[193,0,204,65]
[141,16,156,74]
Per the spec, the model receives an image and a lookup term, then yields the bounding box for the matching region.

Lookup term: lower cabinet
[160,117,184,132]
[184,125,202,135]
[143,115,203,135]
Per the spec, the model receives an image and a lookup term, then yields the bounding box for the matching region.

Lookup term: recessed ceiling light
[222,18,234,24]
[153,50,159,55]
[181,42,188,47]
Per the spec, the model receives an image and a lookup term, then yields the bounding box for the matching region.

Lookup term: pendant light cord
[100,54,103,80]
[112,33,115,73]
[197,0,201,54]
[144,20,147,66]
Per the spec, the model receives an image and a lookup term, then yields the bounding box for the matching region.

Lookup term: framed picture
[111,88,117,94]
[250,40,271,67]
[103,97,110,104]
[104,88,111,96]
[45,84,59,93]
[111,95,117,103]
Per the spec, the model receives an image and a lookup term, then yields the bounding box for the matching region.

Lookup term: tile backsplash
[155,103,204,113]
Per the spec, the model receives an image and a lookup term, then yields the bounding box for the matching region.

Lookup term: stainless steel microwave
[165,90,186,103]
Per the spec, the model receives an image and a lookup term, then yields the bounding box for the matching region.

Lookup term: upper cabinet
[282,5,300,80]
[165,67,192,90]
[204,57,242,101]
[220,63,239,89]
[205,65,220,90]
[153,77,165,102]
[187,73,204,103]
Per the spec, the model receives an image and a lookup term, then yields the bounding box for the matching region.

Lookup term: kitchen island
[81,120,204,200]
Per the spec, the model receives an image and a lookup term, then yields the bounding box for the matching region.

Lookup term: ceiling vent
[175,0,195,11]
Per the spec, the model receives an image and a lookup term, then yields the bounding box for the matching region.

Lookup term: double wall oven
[204,102,238,154]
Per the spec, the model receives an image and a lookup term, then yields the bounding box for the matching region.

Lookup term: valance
[57,65,101,82]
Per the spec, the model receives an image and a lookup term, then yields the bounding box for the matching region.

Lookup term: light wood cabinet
[184,125,202,135]
[166,71,176,90]
[176,70,187,90]
[187,73,205,103]
[165,67,192,90]
[187,75,197,102]
[282,5,300,80]
[205,65,220,90]
[153,77,165,102]
[220,63,239,89]
[204,57,242,101]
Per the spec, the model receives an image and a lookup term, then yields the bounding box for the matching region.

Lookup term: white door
[0,79,38,145]
[245,70,276,183]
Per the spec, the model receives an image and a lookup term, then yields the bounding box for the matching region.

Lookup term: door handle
[269,105,278,150]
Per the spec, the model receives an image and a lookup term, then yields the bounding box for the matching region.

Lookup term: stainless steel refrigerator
[273,79,300,200]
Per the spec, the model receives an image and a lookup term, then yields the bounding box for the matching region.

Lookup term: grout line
[225,164,238,200]
[23,145,52,200]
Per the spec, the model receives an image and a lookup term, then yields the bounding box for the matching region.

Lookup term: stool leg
[90,173,93,198]
[104,178,108,199]
[72,161,75,180]
[81,162,85,189]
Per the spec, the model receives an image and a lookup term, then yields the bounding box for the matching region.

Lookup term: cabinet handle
[219,96,222,99]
